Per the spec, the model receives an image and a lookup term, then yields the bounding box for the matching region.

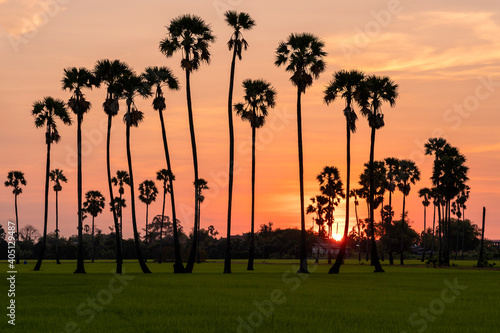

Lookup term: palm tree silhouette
[384,157,400,265]
[349,189,363,261]
[235,79,276,271]
[418,187,431,262]
[159,14,215,274]
[396,159,420,265]
[49,169,66,264]
[83,190,105,263]
[194,178,209,264]
[324,70,365,273]
[120,72,152,273]
[156,168,175,264]
[142,66,184,272]
[138,180,158,257]
[4,171,27,265]
[94,59,132,274]
[275,33,326,273]
[224,10,255,274]
[32,97,72,271]
[458,185,470,260]
[111,170,130,249]
[62,67,95,274]
[307,195,328,235]
[359,75,398,273]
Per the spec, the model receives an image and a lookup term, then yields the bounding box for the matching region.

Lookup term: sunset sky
[1,0,499,241]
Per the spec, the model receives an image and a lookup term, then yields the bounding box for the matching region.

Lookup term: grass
[1,259,499,332]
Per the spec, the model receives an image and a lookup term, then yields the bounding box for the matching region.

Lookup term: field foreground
[1,260,499,332]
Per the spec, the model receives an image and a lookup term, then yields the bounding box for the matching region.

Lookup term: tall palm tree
[275,33,326,273]
[359,75,398,273]
[159,14,215,274]
[156,168,175,264]
[418,187,431,262]
[120,72,152,273]
[32,97,72,271]
[235,79,276,271]
[93,59,131,274]
[138,180,158,253]
[224,10,255,274]
[324,70,366,274]
[142,67,184,272]
[396,159,420,265]
[49,169,66,264]
[83,190,105,263]
[194,178,209,263]
[384,157,400,265]
[62,67,96,274]
[4,171,27,265]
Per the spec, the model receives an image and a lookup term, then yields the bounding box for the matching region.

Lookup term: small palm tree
[156,169,175,264]
[83,190,105,263]
[275,33,326,273]
[418,187,431,262]
[120,72,152,274]
[94,59,132,274]
[111,170,130,243]
[306,195,329,236]
[194,178,209,264]
[4,171,27,265]
[224,10,255,274]
[384,157,400,265]
[324,69,366,273]
[396,159,420,265]
[349,189,363,261]
[142,66,184,272]
[235,79,276,271]
[32,97,72,271]
[160,14,215,274]
[49,169,67,264]
[138,180,158,252]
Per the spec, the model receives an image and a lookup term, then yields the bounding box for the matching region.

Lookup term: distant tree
[384,157,400,265]
[4,171,27,264]
[418,187,431,262]
[49,169,67,264]
[83,190,105,262]
[156,169,175,264]
[19,225,39,243]
[275,33,326,273]
[194,178,209,264]
[138,180,158,251]
[32,97,72,271]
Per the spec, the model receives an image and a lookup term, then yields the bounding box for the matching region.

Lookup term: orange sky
[1,0,499,241]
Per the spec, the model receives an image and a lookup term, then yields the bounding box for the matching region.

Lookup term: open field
[2,260,499,332]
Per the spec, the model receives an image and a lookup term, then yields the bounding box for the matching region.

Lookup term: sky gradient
[1,0,499,241]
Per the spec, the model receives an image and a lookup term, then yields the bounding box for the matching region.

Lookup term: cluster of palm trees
[7,11,470,275]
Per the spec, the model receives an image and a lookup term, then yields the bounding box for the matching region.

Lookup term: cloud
[464,142,500,154]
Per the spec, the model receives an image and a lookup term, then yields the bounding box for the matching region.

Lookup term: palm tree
[142,67,184,272]
[138,180,158,254]
[156,168,175,264]
[83,190,105,263]
[418,187,431,262]
[384,157,400,265]
[4,171,27,265]
[49,169,66,264]
[159,14,215,274]
[396,159,420,265]
[94,59,132,274]
[194,178,209,263]
[32,97,72,271]
[120,72,152,273]
[306,195,329,235]
[459,185,470,260]
[359,75,398,273]
[275,33,326,273]
[349,189,363,261]
[224,10,255,274]
[324,70,366,273]
[62,67,96,274]
[111,170,130,249]
[235,79,276,271]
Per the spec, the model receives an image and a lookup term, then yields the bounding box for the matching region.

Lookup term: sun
[331,233,343,241]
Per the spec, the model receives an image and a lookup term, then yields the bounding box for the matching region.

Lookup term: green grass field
[2,259,499,332]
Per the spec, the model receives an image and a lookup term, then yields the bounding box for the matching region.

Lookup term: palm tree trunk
[355,204,361,262]
[55,190,60,264]
[126,102,151,274]
[477,207,486,267]
[106,113,122,274]
[329,120,351,274]
[429,203,436,260]
[438,202,443,265]
[14,193,19,265]
[196,200,201,264]
[296,88,308,274]
[75,113,86,274]
[388,190,394,265]
[461,207,465,260]
[159,188,166,264]
[184,64,199,274]
[454,211,459,261]
[380,198,385,261]
[421,205,427,262]
[145,203,149,262]
[400,192,406,265]
[368,125,384,273]
[224,45,238,274]
[91,216,95,263]
[247,116,256,271]
[34,125,52,271]
[158,110,183,272]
